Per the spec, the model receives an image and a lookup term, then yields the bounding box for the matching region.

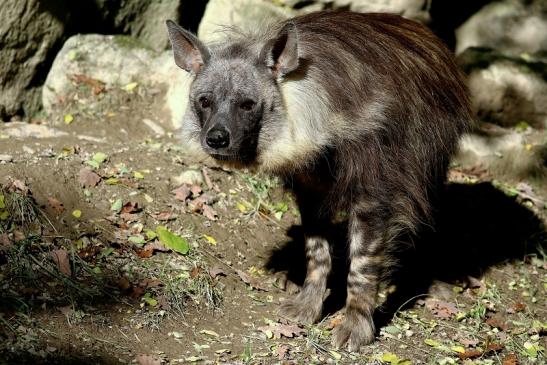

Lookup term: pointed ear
[261,22,299,78]
[166,20,210,73]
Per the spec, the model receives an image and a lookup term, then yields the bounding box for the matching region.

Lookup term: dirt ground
[0,84,545,364]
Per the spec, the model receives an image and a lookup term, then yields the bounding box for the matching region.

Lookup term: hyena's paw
[273,271,301,295]
[278,287,324,324]
[332,310,375,352]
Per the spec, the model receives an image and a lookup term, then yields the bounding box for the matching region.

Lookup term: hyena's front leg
[333,211,385,351]
[279,198,332,324]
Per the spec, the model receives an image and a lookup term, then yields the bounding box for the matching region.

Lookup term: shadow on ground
[266,182,547,329]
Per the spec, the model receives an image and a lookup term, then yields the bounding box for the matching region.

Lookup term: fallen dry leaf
[486,315,509,331]
[425,298,459,319]
[502,353,519,365]
[69,74,106,95]
[458,343,504,360]
[121,201,141,214]
[4,179,30,194]
[78,168,101,188]
[258,323,305,339]
[172,185,191,201]
[47,197,65,214]
[202,205,218,220]
[208,266,226,280]
[152,211,178,221]
[50,249,71,276]
[139,278,163,288]
[190,266,202,279]
[116,277,131,291]
[190,184,202,197]
[458,337,480,348]
[135,247,153,258]
[275,344,291,360]
[236,269,268,291]
[466,276,486,293]
[0,233,12,247]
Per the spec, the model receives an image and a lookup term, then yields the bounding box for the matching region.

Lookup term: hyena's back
[281,11,472,225]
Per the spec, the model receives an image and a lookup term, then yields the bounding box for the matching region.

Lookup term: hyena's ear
[166,20,210,73]
[261,22,299,78]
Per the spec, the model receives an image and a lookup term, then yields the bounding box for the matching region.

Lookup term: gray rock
[0,0,67,120]
[198,0,295,42]
[455,0,547,56]
[42,34,191,129]
[1,122,68,139]
[459,48,547,129]
[110,0,183,52]
[324,0,430,22]
[456,128,546,180]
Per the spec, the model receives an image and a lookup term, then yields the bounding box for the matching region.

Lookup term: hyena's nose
[206,127,230,149]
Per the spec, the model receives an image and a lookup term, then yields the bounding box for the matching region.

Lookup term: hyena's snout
[205,125,230,150]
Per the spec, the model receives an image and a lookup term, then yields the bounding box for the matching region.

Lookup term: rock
[456,127,546,180]
[0,0,67,120]
[1,122,68,139]
[455,0,547,56]
[0,154,14,163]
[198,0,295,42]
[459,48,547,129]
[108,0,183,52]
[42,34,192,129]
[327,0,431,23]
[172,170,204,186]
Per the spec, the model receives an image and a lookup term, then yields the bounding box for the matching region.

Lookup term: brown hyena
[166,11,472,351]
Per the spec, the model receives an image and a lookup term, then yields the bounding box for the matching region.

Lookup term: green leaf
[0,193,5,209]
[92,152,108,164]
[85,160,100,169]
[111,198,122,212]
[142,292,157,307]
[63,114,74,124]
[72,209,82,218]
[156,226,189,254]
[0,210,9,220]
[145,230,157,240]
[104,178,119,185]
[128,236,146,245]
[329,350,342,361]
[424,339,441,347]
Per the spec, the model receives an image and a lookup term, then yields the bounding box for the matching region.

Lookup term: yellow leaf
[424,338,441,347]
[199,329,219,337]
[133,171,144,179]
[123,82,138,92]
[329,350,342,361]
[72,210,82,218]
[202,234,217,245]
[143,193,153,203]
[64,114,74,124]
[236,202,247,213]
[451,346,465,354]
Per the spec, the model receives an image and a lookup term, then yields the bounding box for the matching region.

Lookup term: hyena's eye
[239,100,256,111]
[199,97,211,109]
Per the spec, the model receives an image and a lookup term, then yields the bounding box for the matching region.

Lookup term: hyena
[166,11,472,350]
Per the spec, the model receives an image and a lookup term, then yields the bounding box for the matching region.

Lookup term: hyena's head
[166,20,301,170]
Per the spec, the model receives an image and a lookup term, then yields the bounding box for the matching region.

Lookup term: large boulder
[42,34,191,129]
[455,0,547,56]
[459,48,547,129]
[0,0,67,120]
[198,0,295,42]
[327,0,431,23]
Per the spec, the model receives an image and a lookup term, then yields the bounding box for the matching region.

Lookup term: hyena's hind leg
[332,208,386,351]
[279,194,332,324]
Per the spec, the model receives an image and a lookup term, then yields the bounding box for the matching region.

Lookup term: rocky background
[1,0,546,181]
[0,1,546,363]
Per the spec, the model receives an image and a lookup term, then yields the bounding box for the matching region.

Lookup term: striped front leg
[279,234,332,323]
[332,211,385,351]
